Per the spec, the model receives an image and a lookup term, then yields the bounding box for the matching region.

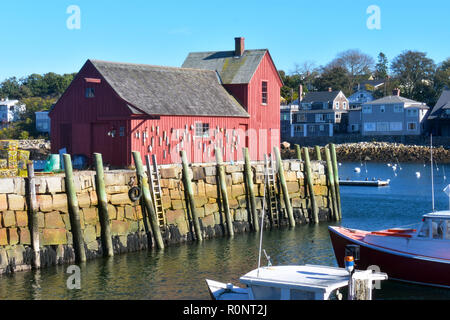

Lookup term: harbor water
[1,162,450,300]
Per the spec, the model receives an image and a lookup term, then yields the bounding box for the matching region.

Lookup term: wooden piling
[324,147,339,221]
[215,148,234,237]
[315,146,322,161]
[132,151,165,249]
[295,144,302,161]
[93,153,114,257]
[63,154,86,263]
[329,143,342,220]
[180,151,203,241]
[274,147,295,227]
[26,162,40,269]
[243,147,259,232]
[302,147,319,224]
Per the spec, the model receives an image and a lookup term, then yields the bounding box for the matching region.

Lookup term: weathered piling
[26,162,40,269]
[132,151,165,249]
[93,153,114,257]
[180,151,203,241]
[315,146,322,161]
[243,148,259,232]
[295,144,302,161]
[215,148,234,237]
[274,147,295,227]
[303,147,319,224]
[63,154,86,263]
[324,147,339,221]
[329,143,342,220]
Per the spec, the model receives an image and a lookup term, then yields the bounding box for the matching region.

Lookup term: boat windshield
[418,219,431,238]
[432,220,446,239]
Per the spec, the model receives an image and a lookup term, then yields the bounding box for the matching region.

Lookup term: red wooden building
[50,38,282,166]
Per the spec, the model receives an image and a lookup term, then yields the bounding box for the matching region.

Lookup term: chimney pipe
[298,85,303,103]
[393,88,400,96]
[234,37,245,56]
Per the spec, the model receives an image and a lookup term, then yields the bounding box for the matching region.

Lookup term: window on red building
[262,81,268,105]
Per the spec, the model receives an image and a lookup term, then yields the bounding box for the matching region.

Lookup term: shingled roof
[89,59,249,117]
[301,91,343,103]
[365,95,428,108]
[181,49,267,84]
[429,90,450,119]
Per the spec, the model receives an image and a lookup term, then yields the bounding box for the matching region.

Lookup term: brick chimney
[393,88,401,96]
[235,37,245,56]
[298,85,303,102]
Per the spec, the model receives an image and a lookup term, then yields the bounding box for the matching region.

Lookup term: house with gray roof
[361,89,429,136]
[291,89,349,137]
[428,89,450,136]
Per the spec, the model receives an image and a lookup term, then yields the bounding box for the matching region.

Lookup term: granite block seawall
[0,159,333,274]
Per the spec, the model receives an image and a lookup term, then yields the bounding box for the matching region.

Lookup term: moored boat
[329,211,450,288]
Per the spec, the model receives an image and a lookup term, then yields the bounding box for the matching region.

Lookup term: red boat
[329,211,450,288]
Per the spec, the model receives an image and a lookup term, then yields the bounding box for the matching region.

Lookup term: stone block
[37,212,45,228]
[231,172,244,184]
[165,209,185,225]
[107,204,117,219]
[77,192,91,208]
[124,205,136,220]
[231,184,245,198]
[192,167,205,181]
[290,161,300,171]
[2,211,16,227]
[195,180,206,197]
[89,190,98,206]
[204,203,219,216]
[285,171,298,182]
[46,177,63,193]
[104,173,126,186]
[159,167,180,179]
[170,189,184,200]
[34,177,47,194]
[105,185,129,194]
[0,228,7,245]
[83,225,97,244]
[313,185,328,196]
[19,227,30,245]
[201,214,215,228]
[52,194,68,212]
[205,183,218,198]
[160,179,176,189]
[0,194,7,211]
[225,165,241,173]
[194,196,208,208]
[204,166,216,176]
[110,193,132,205]
[37,195,53,212]
[62,213,71,230]
[171,199,184,210]
[42,228,67,245]
[83,207,98,225]
[7,194,25,211]
[177,220,189,235]
[45,211,66,229]
[162,195,172,208]
[111,220,129,236]
[205,176,217,185]
[15,211,28,227]
[286,182,300,194]
[0,178,14,193]
[116,206,124,220]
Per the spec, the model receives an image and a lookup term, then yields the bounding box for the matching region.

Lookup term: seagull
[354,167,361,173]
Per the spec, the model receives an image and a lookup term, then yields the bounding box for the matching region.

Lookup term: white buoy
[354,167,361,173]
[387,163,392,167]
[416,172,421,178]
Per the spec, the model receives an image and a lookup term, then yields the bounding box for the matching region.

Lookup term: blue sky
[0,0,449,81]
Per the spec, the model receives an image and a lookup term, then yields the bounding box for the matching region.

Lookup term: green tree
[434,58,450,93]
[391,50,436,99]
[374,52,389,80]
[313,66,351,95]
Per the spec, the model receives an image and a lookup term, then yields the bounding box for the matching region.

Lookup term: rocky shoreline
[281,142,450,164]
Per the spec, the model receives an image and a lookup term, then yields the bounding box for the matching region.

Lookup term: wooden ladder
[264,154,279,228]
[146,155,166,227]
